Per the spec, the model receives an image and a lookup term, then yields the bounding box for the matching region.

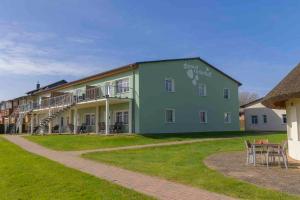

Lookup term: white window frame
[199,111,208,124]
[114,110,129,125]
[165,108,176,123]
[165,78,175,92]
[251,115,258,125]
[198,83,207,97]
[84,113,96,126]
[223,88,230,99]
[224,112,231,124]
[115,78,129,93]
[263,114,268,124]
[282,114,287,124]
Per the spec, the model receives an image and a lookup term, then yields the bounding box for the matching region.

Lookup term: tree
[239,91,260,106]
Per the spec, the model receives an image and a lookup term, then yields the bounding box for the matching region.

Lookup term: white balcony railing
[18,85,132,113]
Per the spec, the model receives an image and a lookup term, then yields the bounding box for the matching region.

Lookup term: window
[223,88,230,99]
[282,114,287,124]
[224,112,231,123]
[198,84,207,96]
[116,112,123,123]
[116,78,129,93]
[123,111,129,124]
[199,111,207,123]
[263,115,268,123]
[165,78,175,92]
[165,109,175,123]
[85,114,95,126]
[251,115,258,125]
[115,111,129,124]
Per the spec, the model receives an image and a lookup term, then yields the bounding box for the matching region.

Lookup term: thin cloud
[0,23,98,76]
[66,36,94,44]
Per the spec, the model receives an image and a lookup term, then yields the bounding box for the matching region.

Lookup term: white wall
[286,99,300,160]
[244,102,286,131]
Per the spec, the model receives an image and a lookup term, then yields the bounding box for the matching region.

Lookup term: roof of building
[34,57,242,95]
[240,98,264,108]
[262,63,300,109]
[26,80,68,95]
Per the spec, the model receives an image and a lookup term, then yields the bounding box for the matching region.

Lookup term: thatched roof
[262,63,300,109]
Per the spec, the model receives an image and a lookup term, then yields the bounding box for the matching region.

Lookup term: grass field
[26,131,269,151]
[83,132,299,200]
[0,136,152,200]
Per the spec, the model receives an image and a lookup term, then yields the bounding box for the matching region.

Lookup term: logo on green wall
[183,63,212,86]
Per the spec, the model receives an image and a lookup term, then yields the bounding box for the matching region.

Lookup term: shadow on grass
[139,131,286,140]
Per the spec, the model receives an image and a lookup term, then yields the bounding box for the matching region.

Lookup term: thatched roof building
[262,63,300,109]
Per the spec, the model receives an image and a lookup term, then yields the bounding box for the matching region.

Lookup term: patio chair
[112,122,123,133]
[78,124,88,134]
[245,140,255,164]
[98,122,105,133]
[245,140,264,165]
[254,139,269,162]
[67,123,74,133]
[267,141,288,169]
[52,125,59,133]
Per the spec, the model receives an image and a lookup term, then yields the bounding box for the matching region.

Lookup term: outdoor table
[252,143,281,166]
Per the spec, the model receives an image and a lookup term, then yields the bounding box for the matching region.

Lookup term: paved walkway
[68,138,231,156]
[3,135,235,200]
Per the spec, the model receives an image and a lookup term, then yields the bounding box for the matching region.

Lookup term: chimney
[36,81,40,90]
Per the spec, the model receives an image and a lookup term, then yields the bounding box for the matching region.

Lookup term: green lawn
[0,136,153,200]
[83,132,299,200]
[25,131,271,151]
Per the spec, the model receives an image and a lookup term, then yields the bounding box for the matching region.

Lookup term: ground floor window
[85,114,95,125]
[251,115,258,124]
[199,111,207,123]
[115,111,129,124]
[224,112,231,123]
[282,114,287,124]
[263,115,268,123]
[165,109,175,123]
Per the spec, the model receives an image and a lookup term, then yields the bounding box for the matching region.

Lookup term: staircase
[6,108,20,134]
[33,103,75,134]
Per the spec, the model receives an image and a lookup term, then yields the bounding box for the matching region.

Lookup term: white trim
[199,111,208,123]
[113,110,129,125]
[224,112,231,124]
[115,78,130,93]
[83,113,96,126]
[165,78,175,92]
[165,108,176,123]
[223,88,230,99]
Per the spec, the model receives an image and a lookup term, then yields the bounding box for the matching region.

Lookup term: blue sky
[0,0,299,100]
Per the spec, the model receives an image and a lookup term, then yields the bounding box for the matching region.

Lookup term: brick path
[3,135,236,200]
[68,138,231,156]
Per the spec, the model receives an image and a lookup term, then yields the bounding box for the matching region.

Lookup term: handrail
[18,85,132,113]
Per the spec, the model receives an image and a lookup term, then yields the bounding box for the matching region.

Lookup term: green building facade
[19,57,241,134]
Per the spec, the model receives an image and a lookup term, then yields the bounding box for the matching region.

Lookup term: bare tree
[239,91,260,106]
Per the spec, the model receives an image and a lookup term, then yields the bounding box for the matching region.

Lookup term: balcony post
[105,99,110,135]
[30,114,34,134]
[48,110,52,134]
[96,105,99,134]
[73,108,78,134]
[128,100,133,133]
[19,116,23,134]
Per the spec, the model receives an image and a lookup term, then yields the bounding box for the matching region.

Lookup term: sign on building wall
[183,63,212,86]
